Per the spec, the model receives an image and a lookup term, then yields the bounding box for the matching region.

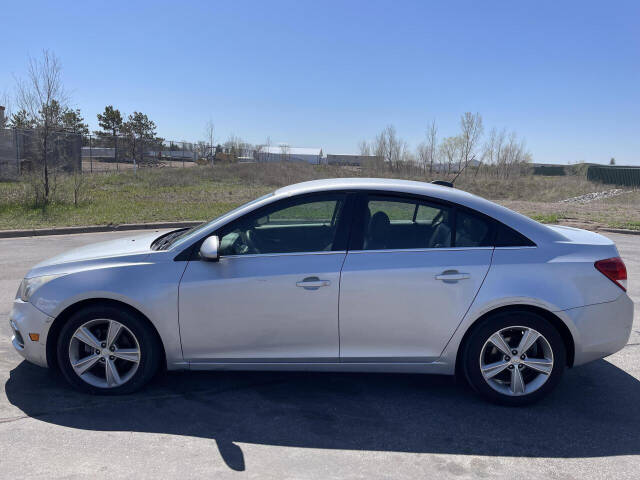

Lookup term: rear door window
[354,193,535,250]
[361,195,452,250]
[455,209,492,247]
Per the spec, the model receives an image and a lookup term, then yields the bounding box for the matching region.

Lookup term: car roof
[274,178,564,244]
[276,178,465,199]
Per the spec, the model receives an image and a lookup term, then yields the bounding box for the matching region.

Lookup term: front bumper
[565,293,635,366]
[9,299,53,368]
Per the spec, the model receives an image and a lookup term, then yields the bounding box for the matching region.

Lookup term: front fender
[30,261,188,369]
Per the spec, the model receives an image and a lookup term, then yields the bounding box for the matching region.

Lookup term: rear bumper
[565,293,634,366]
[9,299,53,368]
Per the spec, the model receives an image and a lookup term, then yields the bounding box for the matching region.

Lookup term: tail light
[595,257,627,291]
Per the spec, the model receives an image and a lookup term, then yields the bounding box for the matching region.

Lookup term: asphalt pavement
[0,230,638,479]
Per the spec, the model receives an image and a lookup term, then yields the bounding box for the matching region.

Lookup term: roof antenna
[449,154,475,186]
[431,180,453,188]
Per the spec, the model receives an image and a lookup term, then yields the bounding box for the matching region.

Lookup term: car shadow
[5,359,640,471]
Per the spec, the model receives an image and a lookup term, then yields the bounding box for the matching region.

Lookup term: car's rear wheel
[57,305,160,394]
[462,310,566,405]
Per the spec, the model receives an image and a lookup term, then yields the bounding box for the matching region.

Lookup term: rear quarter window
[493,222,536,247]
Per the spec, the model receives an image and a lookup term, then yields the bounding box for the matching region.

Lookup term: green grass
[608,221,640,231]
[0,169,271,229]
[0,164,638,231]
[530,213,561,224]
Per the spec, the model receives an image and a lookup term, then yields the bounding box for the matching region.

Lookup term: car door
[339,193,493,362]
[178,192,352,364]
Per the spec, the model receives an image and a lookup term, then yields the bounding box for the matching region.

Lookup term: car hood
[32,231,167,271]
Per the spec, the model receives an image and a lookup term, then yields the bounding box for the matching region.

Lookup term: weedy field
[0,162,638,231]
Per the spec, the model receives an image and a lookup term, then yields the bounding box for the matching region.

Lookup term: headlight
[18,274,64,302]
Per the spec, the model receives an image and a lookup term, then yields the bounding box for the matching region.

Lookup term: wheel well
[46,298,167,371]
[454,304,575,378]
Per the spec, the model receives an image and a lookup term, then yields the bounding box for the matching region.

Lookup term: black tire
[57,304,161,394]
[462,310,566,406]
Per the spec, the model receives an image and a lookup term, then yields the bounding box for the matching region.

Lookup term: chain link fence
[1,128,83,180]
[532,163,640,187]
[0,128,213,178]
[0,128,19,179]
[586,165,640,187]
[82,134,211,172]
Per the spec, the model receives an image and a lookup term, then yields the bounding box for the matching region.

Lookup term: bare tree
[500,131,531,178]
[204,119,215,164]
[480,128,507,178]
[358,140,371,156]
[15,50,68,205]
[458,112,484,176]
[480,129,531,179]
[372,125,409,170]
[477,127,496,177]
[426,120,438,175]
[280,143,291,162]
[494,129,507,177]
[254,136,273,162]
[417,120,437,175]
[194,141,207,162]
[254,143,264,162]
[439,136,461,176]
[264,136,272,162]
[224,135,251,162]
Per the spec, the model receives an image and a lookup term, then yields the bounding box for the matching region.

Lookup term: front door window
[218,194,347,255]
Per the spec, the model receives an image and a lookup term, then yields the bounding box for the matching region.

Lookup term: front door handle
[296,276,331,290]
[435,270,470,282]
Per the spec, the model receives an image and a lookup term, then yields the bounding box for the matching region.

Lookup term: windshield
[155,192,275,250]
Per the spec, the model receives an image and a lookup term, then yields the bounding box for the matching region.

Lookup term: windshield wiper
[152,228,190,251]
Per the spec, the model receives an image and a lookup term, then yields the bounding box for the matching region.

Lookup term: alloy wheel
[68,318,141,388]
[479,326,554,396]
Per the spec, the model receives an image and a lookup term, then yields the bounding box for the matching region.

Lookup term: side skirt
[187,361,452,374]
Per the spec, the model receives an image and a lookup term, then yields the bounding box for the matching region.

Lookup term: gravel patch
[560,189,629,204]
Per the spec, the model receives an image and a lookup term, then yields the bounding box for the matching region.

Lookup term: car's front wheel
[57,305,160,394]
[462,310,566,405]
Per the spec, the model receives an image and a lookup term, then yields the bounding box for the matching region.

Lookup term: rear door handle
[435,270,470,282]
[296,276,331,290]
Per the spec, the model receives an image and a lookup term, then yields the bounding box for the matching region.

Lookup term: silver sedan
[9,178,633,405]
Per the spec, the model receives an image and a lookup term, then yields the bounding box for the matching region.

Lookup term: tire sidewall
[463,311,566,406]
[57,305,159,395]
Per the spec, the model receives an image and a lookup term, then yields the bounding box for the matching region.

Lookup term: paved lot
[0,230,638,479]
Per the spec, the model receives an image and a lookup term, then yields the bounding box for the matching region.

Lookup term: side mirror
[199,236,220,261]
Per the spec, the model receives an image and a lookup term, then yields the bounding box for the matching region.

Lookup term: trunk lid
[546,225,615,246]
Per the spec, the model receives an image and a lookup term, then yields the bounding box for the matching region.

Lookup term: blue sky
[2,0,639,164]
